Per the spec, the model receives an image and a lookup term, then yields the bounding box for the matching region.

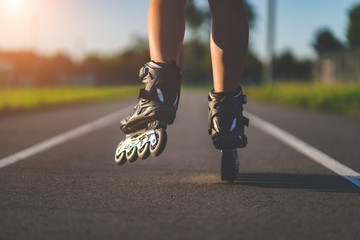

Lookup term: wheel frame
[220,149,239,183]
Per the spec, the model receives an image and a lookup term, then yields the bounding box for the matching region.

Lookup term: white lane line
[2,103,359,188]
[0,105,134,169]
[246,111,360,188]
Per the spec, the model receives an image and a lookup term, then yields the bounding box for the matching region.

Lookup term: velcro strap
[243,116,249,127]
[138,66,148,79]
[138,89,150,100]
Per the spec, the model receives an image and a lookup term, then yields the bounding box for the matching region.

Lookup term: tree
[347,4,360,49]
[243,50,262,84]
[275,50,312,81]
[181,39,212,82]
[36,53,73,85]
[312,28,345,56]
[245,0,256,29]
[185,0,210,30]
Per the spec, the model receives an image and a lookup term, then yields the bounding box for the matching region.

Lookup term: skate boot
[115,60,181,165]
[208,87,249,182]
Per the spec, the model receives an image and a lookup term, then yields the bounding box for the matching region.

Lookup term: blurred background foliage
[0,1,359,87]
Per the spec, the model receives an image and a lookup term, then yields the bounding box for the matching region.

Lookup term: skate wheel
[221,150,239,183]
[149,128,167,157]
[126,147,138,162]
[137,142,150,160]
[115,151,127,165]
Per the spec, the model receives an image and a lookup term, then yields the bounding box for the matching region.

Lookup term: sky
[0,0,359,60]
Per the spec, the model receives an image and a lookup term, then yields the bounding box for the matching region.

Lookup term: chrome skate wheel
[126,147,138,162]
[137,143,150,160]
[115,151,127,165]
[149,128,167,157]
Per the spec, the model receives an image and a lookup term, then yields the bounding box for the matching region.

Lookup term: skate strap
[138,66,149,80]
[208,112,249,135]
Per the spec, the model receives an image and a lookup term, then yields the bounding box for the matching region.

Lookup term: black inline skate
[208,87,249,182]
[115,60,181,165]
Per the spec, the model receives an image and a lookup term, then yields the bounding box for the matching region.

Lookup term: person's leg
[208,0,249,92]
[207,0,249,182]
[116,0,185,164]
[148,0,186,63]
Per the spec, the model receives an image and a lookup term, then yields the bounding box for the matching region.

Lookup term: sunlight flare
[6,0,23,10]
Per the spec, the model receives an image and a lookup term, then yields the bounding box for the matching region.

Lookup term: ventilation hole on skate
[157,88,164,103]
[139,107,149,114]
[230,118,237,132]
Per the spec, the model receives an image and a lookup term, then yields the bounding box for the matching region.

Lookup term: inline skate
[115,60,181,165]
[208,87,249,182]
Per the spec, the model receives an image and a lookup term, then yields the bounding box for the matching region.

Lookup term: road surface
[1,90,359,240]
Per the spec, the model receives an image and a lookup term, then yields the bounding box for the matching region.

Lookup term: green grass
[0,85,139,112]
[245,82,360,118]
[1,83,359,118]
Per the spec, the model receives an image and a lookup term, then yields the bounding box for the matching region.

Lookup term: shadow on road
[228,172,360,193]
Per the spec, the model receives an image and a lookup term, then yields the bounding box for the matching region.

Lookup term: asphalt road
[1,90,359,240]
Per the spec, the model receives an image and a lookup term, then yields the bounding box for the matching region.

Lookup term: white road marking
[0,105,134,169]
[1,104,359,189]
[246,111,360,188]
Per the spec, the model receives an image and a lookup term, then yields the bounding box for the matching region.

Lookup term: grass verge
[1,83,359,118]
[0,85,139,112]
[245,82,360,118]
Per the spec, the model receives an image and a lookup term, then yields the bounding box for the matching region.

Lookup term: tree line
[0,1,359,86]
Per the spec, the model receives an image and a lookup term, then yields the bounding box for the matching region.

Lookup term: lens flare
[6,0,22,9]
